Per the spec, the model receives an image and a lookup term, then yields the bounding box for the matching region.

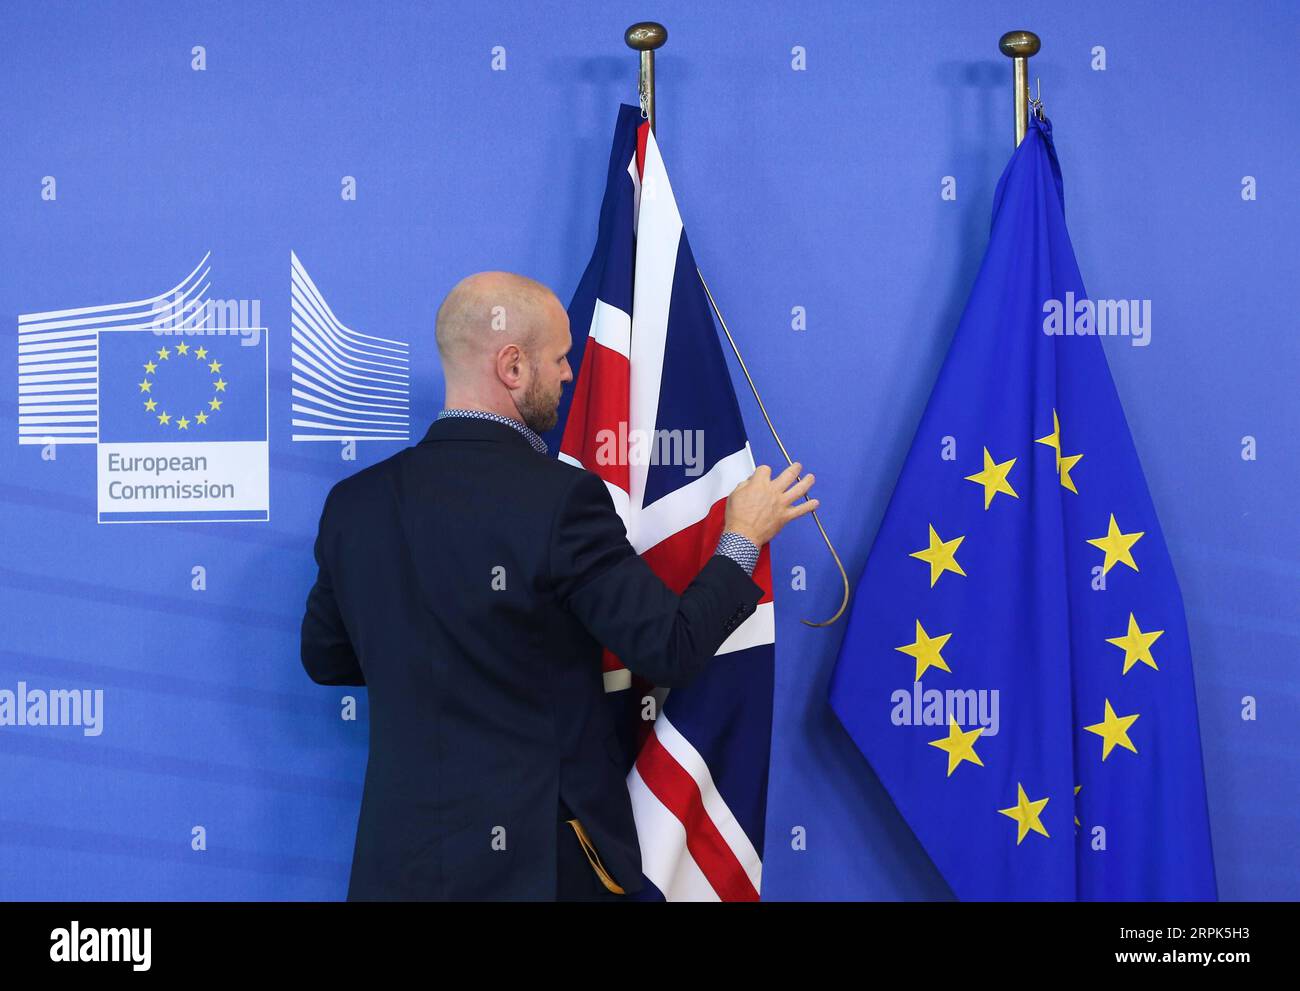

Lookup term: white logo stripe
[16,256,215,444]
[290,252,411,442]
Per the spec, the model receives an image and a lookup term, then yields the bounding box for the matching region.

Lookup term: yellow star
[195,411,208,425]
[208,398,222,411]
[143,398,157,412]
[1084,699,1140,760]
[175,341,190,355]
[1106,613,1164,674]
[1086,514,1144,575]
[138,379,152,393]
[896,621,953,681]
[1059,452,1083,494]
[194,346,208,360]
[208,360,222,373]
[910,524,966,587]
[964,447,1018,510]
[213,377,227,392]
[1074,784,1082,829]
[143,360,157,374]
[927,717,985,777]
[999,783,1050,844]
[157,411,171,425]
[1035,409,1062,468]
[176,416,190,430]
[156,347,170,360]
[1036,410,1082,492]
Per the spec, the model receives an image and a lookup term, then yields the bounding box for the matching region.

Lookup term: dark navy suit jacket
[300,414,765,900]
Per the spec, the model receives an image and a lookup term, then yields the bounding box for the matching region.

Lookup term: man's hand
[723,462,818,547]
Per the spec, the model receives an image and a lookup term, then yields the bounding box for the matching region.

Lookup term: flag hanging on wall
[546,104,775,901]
[828,114,1217,900]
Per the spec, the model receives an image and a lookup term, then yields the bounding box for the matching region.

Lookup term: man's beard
[516,364,560,434]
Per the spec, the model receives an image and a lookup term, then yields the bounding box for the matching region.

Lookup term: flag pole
[998,30,1040,147]
[621,21,851,626]
[624,21,667,133]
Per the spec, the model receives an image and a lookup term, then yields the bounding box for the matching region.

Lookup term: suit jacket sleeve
[301,488,365,686]
[550,469,765,686]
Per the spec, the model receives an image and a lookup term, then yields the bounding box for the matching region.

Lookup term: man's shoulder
[320,444,411,511]
[322,440,596,513]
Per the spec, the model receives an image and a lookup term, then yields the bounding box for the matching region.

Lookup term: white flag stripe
[717,601,776,656]
[588,298,632,359]
[627,134,683,540]
[627,765,721,902]
[633,444,757,555]
[653,713,763,894]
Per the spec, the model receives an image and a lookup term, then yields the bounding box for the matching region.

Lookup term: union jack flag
[544,105,776,901]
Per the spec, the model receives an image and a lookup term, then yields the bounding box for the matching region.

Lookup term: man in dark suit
[300,271,817,901]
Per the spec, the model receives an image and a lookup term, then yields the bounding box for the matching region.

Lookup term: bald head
[435,271,574,434]
[435,271,563,377]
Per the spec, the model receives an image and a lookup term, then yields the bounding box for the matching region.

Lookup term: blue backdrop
[1,0,1295,900]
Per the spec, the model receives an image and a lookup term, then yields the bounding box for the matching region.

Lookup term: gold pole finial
[998,30,1041,147]
[625,21,667,133]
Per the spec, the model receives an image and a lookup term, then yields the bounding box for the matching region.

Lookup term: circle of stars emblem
[137,340,228,431]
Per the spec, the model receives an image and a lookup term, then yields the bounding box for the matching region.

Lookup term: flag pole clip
[624,22,667,134]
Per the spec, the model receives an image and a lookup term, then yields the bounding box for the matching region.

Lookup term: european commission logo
[17,254,270,523]
[289,251,410,443]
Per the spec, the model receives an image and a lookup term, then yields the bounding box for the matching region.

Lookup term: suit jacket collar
[419,414,541,453]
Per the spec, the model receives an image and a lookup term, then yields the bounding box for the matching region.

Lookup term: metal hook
[1028,76,1046,120]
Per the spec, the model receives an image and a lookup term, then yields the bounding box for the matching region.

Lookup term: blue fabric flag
[828,115,1217,900]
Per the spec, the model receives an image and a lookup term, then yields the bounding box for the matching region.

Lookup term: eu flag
[828,115,1216,900]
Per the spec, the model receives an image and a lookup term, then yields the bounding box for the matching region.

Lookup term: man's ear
[496,344,523,387]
